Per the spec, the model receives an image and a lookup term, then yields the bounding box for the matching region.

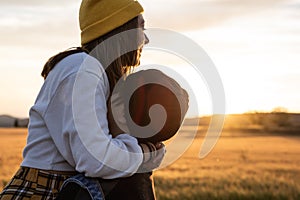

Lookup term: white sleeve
[43,69,143,179]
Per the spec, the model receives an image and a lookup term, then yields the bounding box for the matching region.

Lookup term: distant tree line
[247,107,290,128]
[0,115,29,128]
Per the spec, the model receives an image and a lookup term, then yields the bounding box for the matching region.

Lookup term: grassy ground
[0,128,26,188]
[0,128,299,199]
[154,126,300,200]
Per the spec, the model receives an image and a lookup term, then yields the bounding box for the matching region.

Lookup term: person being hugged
[104,69,189,200]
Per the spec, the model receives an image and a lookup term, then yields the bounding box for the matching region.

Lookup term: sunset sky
[0,0,299,118]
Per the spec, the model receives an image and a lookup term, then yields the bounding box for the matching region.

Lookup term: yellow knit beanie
[79,0,144,45]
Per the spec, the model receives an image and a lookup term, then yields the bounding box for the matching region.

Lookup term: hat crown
[79,0,144,45]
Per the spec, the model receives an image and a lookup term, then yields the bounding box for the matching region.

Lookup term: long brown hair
[41,16,141,93]
[41,47,87,79]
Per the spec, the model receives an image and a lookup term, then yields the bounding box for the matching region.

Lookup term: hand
[154,142,164,150]
[138,142,166,173]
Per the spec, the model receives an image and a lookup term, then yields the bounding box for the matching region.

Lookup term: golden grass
[154,128,300,200]
[0,128,27,188]
[0,128,299,199]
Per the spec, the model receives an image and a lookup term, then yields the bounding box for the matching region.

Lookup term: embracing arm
[107,89,166,170]
[43,60,143,179]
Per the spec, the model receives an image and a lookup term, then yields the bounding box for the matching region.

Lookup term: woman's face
[138,15,149,48]
[135,15,149,65]
[117,15,148,68]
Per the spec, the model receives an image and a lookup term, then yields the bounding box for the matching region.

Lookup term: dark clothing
[56,172,156,200]
[102,172,155,200]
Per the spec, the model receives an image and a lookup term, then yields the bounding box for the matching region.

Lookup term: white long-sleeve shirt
[21,52,143,179]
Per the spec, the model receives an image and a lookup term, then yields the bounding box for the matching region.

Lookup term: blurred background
[0,0,299,118]
[0,0,299,199]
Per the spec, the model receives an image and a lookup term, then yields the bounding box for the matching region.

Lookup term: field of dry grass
[0,127,299,199]
[0,128,26,188]
[154,125,300,200]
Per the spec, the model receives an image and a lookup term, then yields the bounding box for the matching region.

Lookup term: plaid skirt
[0,167,76,200]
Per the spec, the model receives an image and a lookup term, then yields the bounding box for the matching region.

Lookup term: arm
[44,64,143,179]
[107,92,165,167]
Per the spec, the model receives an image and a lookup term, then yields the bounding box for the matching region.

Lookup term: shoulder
[48,52,107,82]
[76,53,107,79]
[44,52,110,97]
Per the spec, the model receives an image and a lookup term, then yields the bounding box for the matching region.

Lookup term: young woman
[0,0,164,199]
